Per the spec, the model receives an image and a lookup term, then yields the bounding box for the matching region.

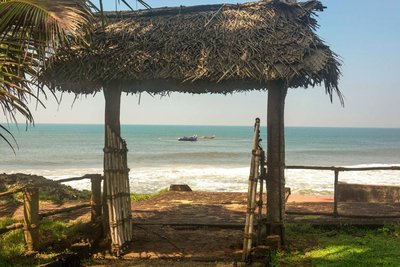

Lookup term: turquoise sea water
[1,124,400,194]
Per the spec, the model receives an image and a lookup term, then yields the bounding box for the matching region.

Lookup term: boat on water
[178,135,198,141]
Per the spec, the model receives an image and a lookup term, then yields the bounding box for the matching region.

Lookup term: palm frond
[0,123,17,154]
[0,0,94,151]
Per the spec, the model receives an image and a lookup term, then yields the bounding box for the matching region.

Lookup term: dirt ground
[2,191,400,266]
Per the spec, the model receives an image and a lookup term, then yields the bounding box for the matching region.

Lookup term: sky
[7,0,400,127]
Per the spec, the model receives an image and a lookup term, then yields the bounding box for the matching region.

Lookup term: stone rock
[169,184,192,192]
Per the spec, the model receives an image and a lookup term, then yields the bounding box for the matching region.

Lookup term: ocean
[1,124,400,195]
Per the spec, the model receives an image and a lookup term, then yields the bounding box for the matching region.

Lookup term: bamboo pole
[242,118,261,262]
[91,177,103,224]
[247,150,260,251]
[256,150,266,244]
[114,133,123,253]
[102,178,109,237]
[119,139,127,246]
[23,187,39,253]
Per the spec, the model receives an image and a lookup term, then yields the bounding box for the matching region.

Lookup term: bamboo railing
[242,118,266,262]
[104,126,132,256]
[0,174,103,253]
[285,165,400,217]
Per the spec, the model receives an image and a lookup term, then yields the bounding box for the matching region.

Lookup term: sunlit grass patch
[0,218,89,266]
[130,188,168,202]
[0,217,18,228]
[0,218,27,266]
[273,224,400,267]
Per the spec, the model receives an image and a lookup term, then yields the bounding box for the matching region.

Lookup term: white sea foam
[6,164,400,195]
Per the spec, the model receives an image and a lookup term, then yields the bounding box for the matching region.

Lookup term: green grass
[0,217,32,267]
[130,188,168,202]
[0,218,90,267]
[273,224,400,267]
[8,188,91,204]
[0,217,18,228]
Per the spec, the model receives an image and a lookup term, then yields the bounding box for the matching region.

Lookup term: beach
[1,124,400,195]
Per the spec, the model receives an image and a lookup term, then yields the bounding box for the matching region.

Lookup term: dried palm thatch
[41,0,342,102]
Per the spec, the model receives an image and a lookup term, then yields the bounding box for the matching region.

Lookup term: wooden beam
[266,80,287,245]
[286,165,400,171]
[0,186,25,198]
[39,203,90,218]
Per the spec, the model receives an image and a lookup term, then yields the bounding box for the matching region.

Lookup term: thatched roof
[41,0,341,100]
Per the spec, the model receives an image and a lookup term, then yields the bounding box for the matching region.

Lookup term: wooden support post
[103,85,133,255]
[333,170,339,217]
[266,80,287,245]
[103,85,122,242]
[23,187,39,253]
[91,177,103,225]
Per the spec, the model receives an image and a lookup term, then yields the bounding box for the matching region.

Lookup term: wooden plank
[56,174,102,183]
[39,203,90,218]
[0,186,25,198]
[0,223,23,235]
[286,165,400,171]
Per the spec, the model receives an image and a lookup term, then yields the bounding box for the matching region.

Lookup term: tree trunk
[103,85,133,255]
[104,86,121,136]
[266,80,287,245]
[102,86,122,238]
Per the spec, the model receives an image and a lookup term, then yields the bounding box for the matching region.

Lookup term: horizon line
[2,122,400,130]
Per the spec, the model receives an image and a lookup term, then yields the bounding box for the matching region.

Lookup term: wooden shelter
[41,0,341,250]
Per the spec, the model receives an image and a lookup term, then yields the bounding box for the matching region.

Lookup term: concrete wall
[337,183,400,203]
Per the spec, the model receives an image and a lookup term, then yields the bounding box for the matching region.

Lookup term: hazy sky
[8,0,400,127]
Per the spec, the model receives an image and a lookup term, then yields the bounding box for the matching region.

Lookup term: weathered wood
[285,210,400,219]
[104,86,122,136]
[39,203,90,218]
[56,174,102,184]
[23,187,39,253]
[286,165,400,171]
[266,80,287,244]
[256,150,266,244]
[333,170,339,216]
[103,86,122,252]
[242,118,262,262]
[91,177,103,224]
[0,223,23,235]
[285,211,334,216]
[0,186,25,197]
[102,179,109,238]
[103,85,133,255]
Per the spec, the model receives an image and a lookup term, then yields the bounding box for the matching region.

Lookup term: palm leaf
[0,0,94,152]
[0,123,17,154]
